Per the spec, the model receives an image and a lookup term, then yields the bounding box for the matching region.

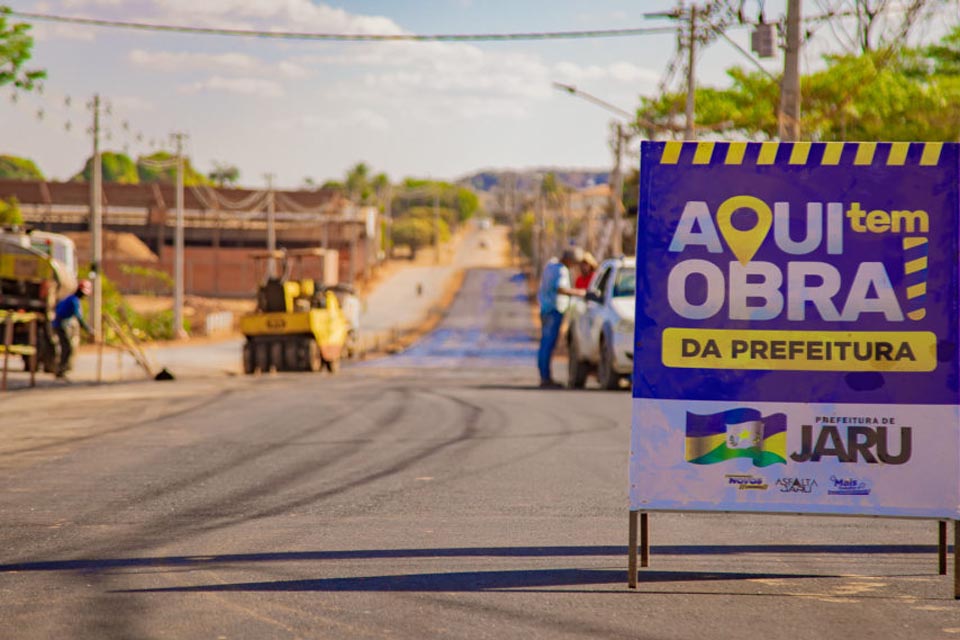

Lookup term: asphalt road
[1,268,957,639]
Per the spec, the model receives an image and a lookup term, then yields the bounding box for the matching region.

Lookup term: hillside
[457,168,609,193]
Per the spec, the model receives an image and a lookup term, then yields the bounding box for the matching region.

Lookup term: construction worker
[537,247,586,388]
[53,279,93,378]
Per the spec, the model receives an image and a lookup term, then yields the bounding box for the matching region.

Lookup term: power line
[9,10,678,42]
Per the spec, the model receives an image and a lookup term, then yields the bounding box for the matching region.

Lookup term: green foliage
[513,211,536,259]
[391,216,450,258]
[393,181,479,223]
[640,27,960,142]
[137,152,209,186]
[92,274,188,344]
[208,162,240,187]
[345,162,372,202]
[321,179,344,192]
[0,154,44,180]
[0,196,22,225]
[118,264,174,295]
[0,7,44,90]
[73,152,140,184]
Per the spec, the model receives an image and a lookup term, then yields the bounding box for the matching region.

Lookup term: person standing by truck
[52,279,93,378]
[537,247,585,388]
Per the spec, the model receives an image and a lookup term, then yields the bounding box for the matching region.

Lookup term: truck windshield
[613,268,636,298]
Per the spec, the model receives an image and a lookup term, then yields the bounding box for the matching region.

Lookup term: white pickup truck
[566,256,636,390]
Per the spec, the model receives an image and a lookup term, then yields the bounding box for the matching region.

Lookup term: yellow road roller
[240,249,348,374]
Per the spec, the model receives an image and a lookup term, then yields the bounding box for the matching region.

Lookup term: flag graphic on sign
[685,408,787,468]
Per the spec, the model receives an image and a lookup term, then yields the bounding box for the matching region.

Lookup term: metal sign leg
[641,512,650,568]
[940,520,948,576]
[628,510,638,589]
[954,521,959,600]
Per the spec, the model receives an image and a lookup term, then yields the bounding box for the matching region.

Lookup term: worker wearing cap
[537,247,586,388]
[52,280,93,378]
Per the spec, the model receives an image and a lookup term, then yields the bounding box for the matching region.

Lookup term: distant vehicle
[566,256,635,390]
[478,218,492,230]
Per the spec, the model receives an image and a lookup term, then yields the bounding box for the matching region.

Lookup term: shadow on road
[0,543,945,575]
[117,568,839,594]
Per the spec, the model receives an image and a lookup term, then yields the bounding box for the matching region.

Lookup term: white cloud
[553,61,659,86]
[30,22,97,42]
[277,108,389,132]
[112,95,155,111]
[129,49,308,79]
[139,0,406,34]
[178,76,284,98]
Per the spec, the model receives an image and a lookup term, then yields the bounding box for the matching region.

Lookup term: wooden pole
[628,510,638,588]
[640,512,650,567]
[940,520,948,576]
[954,520,959,600]
[96,336,104,384]
[28,316,37,388]
[2,314,12,391]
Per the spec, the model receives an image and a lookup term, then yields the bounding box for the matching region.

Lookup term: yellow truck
[0,228,77,373]
[240,249,348,374]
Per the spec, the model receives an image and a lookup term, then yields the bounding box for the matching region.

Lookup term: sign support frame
[627,510,959,598]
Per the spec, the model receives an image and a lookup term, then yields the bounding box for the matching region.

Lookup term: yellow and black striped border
[659,141,945,167]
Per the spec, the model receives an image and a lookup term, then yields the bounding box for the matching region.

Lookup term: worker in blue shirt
[52,279,93,378]
[537,247,585,388]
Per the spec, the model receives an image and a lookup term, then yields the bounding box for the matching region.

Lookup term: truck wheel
[567,336,589,389]
[597,337,620,391]
[254,341,269,373]
[242,342,255,374]
[283,341,299,371]
[307,340,322,372]
[269,341,283,372]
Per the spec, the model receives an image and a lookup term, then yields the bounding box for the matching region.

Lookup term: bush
[82,274,188,343]
[0,197,23,225]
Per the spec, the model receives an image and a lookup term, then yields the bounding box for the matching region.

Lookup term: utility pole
[433,191,441,264]
[264,173,277,278]
[89,94,103,344]
[172,132,187,339]
[610,122,625,256]
[684,5,698,140]
[779,0,802,141]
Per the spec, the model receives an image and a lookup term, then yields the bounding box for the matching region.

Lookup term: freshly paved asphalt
[0,267,957,639]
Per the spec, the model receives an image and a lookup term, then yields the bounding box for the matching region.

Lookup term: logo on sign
[790,425,911,464]
[775,477,818,494]
[725,474,768,490]
[827,475,871,496]
[685,408,787,468]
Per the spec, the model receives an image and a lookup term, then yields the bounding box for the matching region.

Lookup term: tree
[0,196,22,225]
[72,152,139,184]
[137,152,208,186]
[810,0,945,54]
[393,180,480,223]
[208,162,240,187]
[345,162,372,203]
[0,154,44,180]
[639,26,960,143]
[0,7,44,91]
[391,216,450,258]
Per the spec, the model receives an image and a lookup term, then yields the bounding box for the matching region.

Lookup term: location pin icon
[715,196,773,265]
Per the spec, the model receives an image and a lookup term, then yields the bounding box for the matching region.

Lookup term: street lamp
[552,82,634,257]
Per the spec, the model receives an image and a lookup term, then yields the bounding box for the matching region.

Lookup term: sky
[0,1,954,188]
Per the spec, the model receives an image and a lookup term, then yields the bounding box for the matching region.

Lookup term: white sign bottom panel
[630,399,960,518]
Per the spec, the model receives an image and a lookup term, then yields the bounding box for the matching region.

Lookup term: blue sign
[630,141,960,518]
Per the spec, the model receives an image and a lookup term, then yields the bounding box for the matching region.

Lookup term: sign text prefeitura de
[631,141,960,518]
